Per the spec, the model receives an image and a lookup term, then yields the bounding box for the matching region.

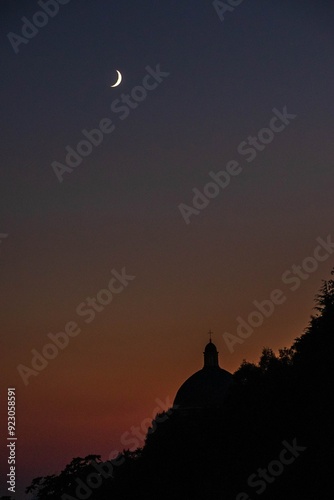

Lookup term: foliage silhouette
[27,272,334,499]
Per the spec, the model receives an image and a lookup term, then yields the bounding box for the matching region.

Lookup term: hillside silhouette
[25,272,334,500]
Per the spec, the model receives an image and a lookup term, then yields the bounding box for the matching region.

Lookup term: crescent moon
[111,70,122,88]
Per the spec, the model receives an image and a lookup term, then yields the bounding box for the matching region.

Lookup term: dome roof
[173,366,233,409]
[173,339,233,410]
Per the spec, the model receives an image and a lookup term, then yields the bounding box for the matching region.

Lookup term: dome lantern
[173,333,233,410]
[203,335,219,368]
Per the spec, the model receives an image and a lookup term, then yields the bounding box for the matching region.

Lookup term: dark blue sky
[1,1,333,203]
[1,1,334,496]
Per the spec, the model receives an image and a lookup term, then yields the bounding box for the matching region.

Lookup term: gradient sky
[1,0,334,496]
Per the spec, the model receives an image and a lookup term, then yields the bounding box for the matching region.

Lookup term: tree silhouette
[27,272,334,499]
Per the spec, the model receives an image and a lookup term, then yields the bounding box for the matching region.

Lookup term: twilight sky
[1,0,334,496]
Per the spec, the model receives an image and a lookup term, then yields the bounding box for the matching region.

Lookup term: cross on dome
[173,335,233,410]
[208,329,213,343]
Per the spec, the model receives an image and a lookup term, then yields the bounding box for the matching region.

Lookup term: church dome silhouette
[173,337,233,410]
